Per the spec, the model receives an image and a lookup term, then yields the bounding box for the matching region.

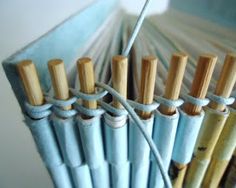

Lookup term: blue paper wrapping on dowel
[70,164,93,188]
[172,109,205,164]
[129,115,154,188]
[52,115,93,188]
[110,162,130,188]
[77,115,110,187]
[77,115,105,169]
[104,113,128,164]
[90,160,110,188]
[149,109,180,188]
[104,113,129,188]
[25,115,72,188]
[52,115,84,167]
[48,164,72,188]
[131,162,150,188]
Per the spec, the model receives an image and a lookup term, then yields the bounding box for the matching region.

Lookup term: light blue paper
[104,113,129,188]
[110,162,130,188]
[25,115,63,167]
[129,116,154,188]
[172,109,205,164]
[131,163,150,188]
[104,113,128,164]
[77,115,105,169]
[52,115,91,187]
[2,0,117,111]
[48,164,72,188]
[149,109,180,188]
[25,115,72,188]
[129,115,154,163]
[90,161,110,188]
[149,161,163,188]
[52,115,84,167]
[76,111,109,188]
[70,164,93,188]
[97,83,173,188]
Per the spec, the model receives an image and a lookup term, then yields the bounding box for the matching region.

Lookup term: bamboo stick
[184,54,217,115]
[172,54,216,188]
[48,59,71,110]
[77,57,97,110]
[202,106,236,187]
[138,56,157,119]
[17,60,44,106]
[112,55,128,109]
[184,53,236,188]
[184,111,228,188]
[209,53,236,111]
[159,52,188,115]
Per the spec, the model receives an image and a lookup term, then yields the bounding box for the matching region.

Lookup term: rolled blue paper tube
[52,115,84,167]
[25,115,63,166]
[104,113,128,164]
[90,160,110,188]
[48,164,72,188]
[110,162,130,188]
[172,109,205,164]
[104,113,129,188]
[129,115,154,163]
[77,115,105,169]
[131,163,150,188]
[70,164,93,188]
[129,115,154,188]
[25,115,72,188]
[149,109,180,188]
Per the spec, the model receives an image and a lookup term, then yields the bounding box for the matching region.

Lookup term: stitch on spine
[182,94,210,107]
[70,88,108,101]
[207,93,235,106]
[52,107,77,118]
[154,96,184,107]
[99,100,128,116]
[45,95,77,107]
[127,99,159,112]
[25,102,52,119]
[74,102,105,117]
[45,95,77,118]
[71,88,107,117]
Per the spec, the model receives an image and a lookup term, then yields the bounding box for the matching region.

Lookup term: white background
[0,0,168,187]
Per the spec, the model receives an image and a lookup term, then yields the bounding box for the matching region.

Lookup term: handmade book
[2,0,236,188]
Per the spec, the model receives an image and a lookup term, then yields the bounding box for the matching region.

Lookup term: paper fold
[25,115,72,188]
[104,113,129,188]
[149,109,179,188]
[129,115,154,188]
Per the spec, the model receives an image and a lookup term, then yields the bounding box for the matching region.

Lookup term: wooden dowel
[48,59,71,110]
[138,56,157,119]
[159,52,188,115]
[184,54,217,115]
[201,108,236,187]
[172,54,216,188]
[209,53,236,111]
[17,60,44,106]
[112,55,128,109]
[77,57,97,110]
